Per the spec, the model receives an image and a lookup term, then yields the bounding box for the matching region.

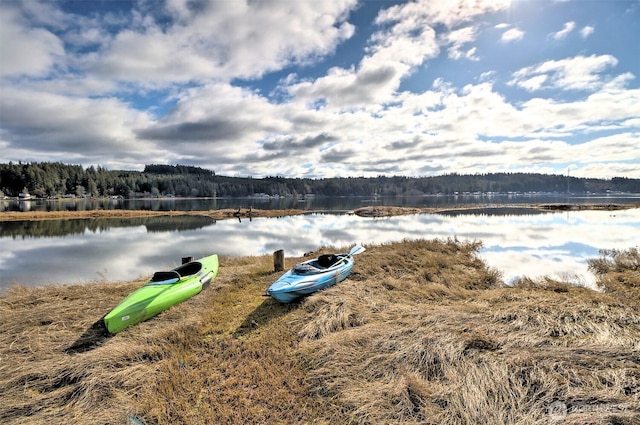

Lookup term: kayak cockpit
[150,261,203,284]
[174,260,203,277]
[151,270,181,283]
[292,254,345,275]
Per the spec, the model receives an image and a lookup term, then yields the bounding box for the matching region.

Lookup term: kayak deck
[103,254,218,333]
[267,252,356,303]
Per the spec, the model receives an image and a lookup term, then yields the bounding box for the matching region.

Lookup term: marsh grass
[1,240,639,424]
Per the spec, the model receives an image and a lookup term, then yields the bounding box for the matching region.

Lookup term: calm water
[2,207,639,292]
[3,193,640,213]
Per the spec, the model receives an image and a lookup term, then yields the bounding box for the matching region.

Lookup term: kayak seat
[152,270,180,282]
[318,254,339,268]
[174,261,203,277]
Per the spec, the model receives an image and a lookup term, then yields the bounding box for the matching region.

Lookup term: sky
[1,0,639,179]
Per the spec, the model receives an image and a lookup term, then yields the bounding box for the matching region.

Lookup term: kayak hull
[103,254,218,333]
[267,254,354,303]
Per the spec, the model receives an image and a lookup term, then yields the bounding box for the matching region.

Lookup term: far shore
[1,202,638,222]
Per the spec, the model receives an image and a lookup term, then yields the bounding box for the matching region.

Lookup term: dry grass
[1,240,639,424]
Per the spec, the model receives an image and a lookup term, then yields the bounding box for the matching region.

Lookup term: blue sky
[1,0,638,179]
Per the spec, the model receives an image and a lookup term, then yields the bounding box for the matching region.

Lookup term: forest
[1,161,639,199]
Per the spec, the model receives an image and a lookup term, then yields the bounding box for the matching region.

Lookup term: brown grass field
[1,240,639,424]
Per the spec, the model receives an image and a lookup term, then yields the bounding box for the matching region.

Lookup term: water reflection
[0,215,215,238]
[2,193,640,213]
[1,209,638,291]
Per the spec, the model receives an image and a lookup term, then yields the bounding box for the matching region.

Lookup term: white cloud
[580,25,594,38]
[501,27,524,43]
[16,0,72,30]
[551,21,575,40]
[176,1,357,81]
[5,0,360,85]
[287,0,511,109]
[517,75,549,91]
[376,0,510,29]
[0,86,156,168]
[443,26,479,60]
[509,54,624,92]
[135,82,290,169]
[0,4,65,77]
[479,71,496,82]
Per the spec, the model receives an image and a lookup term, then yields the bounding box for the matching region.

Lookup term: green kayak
[104,254,219,334]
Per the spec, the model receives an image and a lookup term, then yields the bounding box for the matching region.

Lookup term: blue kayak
[267,245,365,303]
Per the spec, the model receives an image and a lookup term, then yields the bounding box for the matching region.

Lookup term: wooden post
[182,256,194,264]
[273,249,285,272]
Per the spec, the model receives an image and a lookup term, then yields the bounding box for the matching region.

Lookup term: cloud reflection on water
[1,209,638,290]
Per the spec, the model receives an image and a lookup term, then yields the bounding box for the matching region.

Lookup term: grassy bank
[1,241,638,424]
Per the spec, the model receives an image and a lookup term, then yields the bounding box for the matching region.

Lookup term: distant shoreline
[1,203,638,222]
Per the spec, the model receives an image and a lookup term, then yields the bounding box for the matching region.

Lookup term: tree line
[1,161,638,199]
